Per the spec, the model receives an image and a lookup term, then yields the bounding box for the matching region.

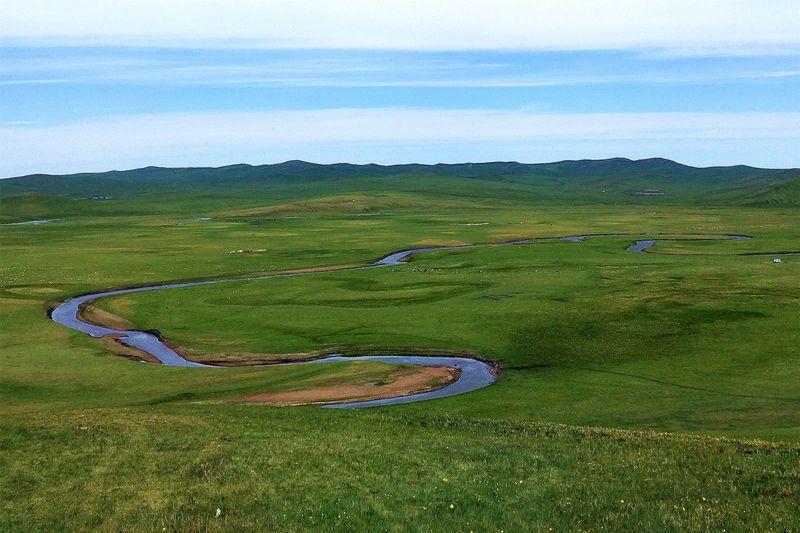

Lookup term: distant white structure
[227,249,267,254]
[773,258,782,263]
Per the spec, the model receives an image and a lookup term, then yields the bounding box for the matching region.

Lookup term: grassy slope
[711,177,800,207]
[1,174,799,529]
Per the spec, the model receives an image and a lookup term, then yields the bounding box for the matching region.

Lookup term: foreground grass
[3,407,799,531]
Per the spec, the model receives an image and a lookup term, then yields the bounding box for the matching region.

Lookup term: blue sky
[1,1,799,176]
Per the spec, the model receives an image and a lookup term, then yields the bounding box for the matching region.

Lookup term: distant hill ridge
[1,158,798,206]
[5,157,796,180]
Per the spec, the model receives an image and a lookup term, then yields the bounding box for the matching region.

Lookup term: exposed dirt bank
[232,365,460,406]
[78,302,135,330]
[101,334,161,364]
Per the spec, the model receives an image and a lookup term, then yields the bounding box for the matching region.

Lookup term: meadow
[1,167,799,530]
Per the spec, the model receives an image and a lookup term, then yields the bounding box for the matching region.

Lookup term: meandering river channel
[50,233,750,407]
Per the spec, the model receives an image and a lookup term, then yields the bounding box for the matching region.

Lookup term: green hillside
[2,158,798,207]
[0,193,128,224]
[709,176,800,207]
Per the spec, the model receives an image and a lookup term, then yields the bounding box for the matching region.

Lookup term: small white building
[773,258,782,263]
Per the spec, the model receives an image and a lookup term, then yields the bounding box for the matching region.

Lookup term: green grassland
[92,237,800,440]
[1,162,799,530]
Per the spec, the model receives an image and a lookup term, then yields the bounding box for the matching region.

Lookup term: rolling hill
[1,158,798,210]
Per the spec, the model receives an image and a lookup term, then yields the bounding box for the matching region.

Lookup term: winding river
[50,233,751,408]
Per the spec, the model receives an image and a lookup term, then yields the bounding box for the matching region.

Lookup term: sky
[1,1,799,176]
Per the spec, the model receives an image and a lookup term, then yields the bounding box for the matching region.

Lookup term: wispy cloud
[2,48,797,88]
[3,1,800,55]
[3,109,798,176]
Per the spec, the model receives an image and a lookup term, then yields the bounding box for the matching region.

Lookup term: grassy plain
[1,177,799,530]
[94,237,800,439]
